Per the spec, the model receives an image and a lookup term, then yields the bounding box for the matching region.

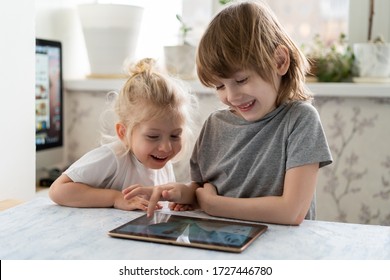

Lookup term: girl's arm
[196,163,319,225]
[49,174,152,211]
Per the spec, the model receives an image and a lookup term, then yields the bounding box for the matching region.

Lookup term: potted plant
[352,0,390,81]
[303,33,354,82]
[164,14,196,80]
[77,2,144,78]
[164,0,232,79]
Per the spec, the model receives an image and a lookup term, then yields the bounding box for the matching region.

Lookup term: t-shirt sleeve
[64,146,118,188]
[286,102,333,169]
[190,119,208,183]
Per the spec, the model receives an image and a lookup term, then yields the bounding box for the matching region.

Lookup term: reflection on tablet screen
[109,212,268,253]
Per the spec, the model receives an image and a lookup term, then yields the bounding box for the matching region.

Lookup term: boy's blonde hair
[197,0,312,105]
[102,58,198,162]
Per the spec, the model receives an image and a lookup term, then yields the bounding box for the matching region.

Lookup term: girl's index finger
[147,189,164,217]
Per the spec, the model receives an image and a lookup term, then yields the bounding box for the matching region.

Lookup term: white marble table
[1,197,389,260]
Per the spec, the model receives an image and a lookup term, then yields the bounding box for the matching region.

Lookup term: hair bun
[130,57,156,76]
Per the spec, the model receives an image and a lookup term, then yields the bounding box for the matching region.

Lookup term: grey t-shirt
[190,101,333,220]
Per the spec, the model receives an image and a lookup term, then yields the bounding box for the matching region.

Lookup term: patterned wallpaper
[315,97,390,226]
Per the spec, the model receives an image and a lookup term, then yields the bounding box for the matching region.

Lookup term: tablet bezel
[108,212,268,253]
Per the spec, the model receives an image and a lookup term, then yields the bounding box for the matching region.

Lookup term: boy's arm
[196,163,319,225]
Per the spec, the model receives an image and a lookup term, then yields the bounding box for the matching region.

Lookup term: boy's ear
[115,123,127,140]
[274,45,290,76]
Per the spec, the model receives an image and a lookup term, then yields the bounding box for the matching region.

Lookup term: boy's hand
[196,183,218,213]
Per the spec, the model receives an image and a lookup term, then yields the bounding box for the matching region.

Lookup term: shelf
[306,82,390,98]
[65,78,126,93]
[65,79,390,98]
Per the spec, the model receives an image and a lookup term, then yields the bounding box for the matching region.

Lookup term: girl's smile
[130,115,183,169]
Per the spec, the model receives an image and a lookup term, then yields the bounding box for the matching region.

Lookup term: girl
[49,58,197,211]
[124,0,333,225]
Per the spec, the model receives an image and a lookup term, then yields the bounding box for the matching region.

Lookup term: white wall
[0,0,36,201]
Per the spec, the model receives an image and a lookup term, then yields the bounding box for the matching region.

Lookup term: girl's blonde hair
[102,58,198,162]
[196,0,312,105]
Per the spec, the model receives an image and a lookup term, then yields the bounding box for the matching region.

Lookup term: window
[183,0,349,48]
[266,0,349,47]
[135,0,182,60]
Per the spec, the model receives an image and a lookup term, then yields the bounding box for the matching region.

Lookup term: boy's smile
[215,70,279,122]
[236,99,256,112]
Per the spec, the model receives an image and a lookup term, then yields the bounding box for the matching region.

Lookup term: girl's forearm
[50,182,121,208]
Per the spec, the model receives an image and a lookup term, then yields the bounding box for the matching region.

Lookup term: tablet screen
[108,212,267,253]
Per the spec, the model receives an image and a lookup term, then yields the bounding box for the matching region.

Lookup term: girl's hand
[113,193,162,211]
[122,184,155,200]
[169,202,194,212]
[122,183,181,202]
[122,183,188,217]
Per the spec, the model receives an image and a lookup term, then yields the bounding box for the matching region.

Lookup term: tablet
[108,212,268,253]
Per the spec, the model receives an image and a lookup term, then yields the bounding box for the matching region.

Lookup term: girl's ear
[115,123,127,140]
[274,45,290,76]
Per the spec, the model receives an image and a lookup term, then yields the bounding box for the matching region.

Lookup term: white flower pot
[164,45,196,80]
[78,4,144,78]
[353,43,390,78]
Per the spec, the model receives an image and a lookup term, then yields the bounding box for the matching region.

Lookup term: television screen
[35,38,63,151]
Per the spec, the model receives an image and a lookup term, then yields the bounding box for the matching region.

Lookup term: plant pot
[78,4,144,78]
[164,45,196,80]
[353,43,390,78]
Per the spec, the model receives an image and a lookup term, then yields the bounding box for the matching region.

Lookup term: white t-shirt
[64,141,176,191]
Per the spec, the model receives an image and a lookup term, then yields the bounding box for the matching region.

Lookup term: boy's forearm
[203,195,303,225]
